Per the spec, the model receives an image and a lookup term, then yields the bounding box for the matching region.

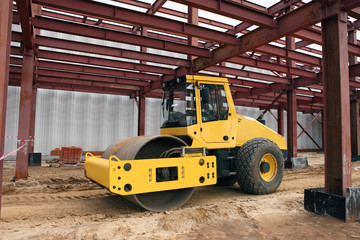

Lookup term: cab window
[200,84,229,122]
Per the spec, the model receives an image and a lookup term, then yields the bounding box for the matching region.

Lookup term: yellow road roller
[85,75,287,211]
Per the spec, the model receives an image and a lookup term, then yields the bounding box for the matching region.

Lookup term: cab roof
[163,75,228,89]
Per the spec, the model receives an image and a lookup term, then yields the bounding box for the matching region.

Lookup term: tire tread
[235,138,283,195]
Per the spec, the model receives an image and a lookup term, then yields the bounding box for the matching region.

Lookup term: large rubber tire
[216,175,237,186]
[235,138,284,195]
[103,135,195,212]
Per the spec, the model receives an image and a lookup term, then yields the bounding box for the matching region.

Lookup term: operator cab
[161,75,237,148]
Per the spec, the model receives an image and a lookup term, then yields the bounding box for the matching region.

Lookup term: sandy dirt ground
[1,152,360,240]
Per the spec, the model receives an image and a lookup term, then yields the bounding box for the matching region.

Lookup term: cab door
[199,84,232,144]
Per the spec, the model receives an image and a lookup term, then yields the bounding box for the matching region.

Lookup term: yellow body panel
[236,114,287,150]
[85,153,217,195]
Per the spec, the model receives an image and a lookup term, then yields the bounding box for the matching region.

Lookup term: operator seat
[200,87,216,122]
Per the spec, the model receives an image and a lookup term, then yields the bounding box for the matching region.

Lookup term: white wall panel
[4,87,20,156]
[145,98,161,136]
[34,89,138,154]
[5,88,137,158]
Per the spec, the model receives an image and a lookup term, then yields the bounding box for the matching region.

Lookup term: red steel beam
[9,66,22,74]
[268,0,302,15]
[295,40,311,49]
[0,0,13,219]
[297,111,322,139]
[133,0,168,34]
[293,28,321,45]
[15,0,33,48]
[36,60,161,82]
[236,82,287,99]
[170,0,275,29]
[10,56,23,66]
[207,65,290,84]
[239,72,323,99]
[297,120,322,150]
[233,22,252,35]
[39,8,193,45]
[15,48,34,179]
[349,63,360,78]
[293,28,360,57]
[36,70,150,87]
[234,94,323,111]
[252,93,318,106]
[268,109,277,121]
[229,55,318,78]
[342,0,360,11]
[322,12,351,197]
[11,31,24,45]
[32,0,238,45]
[349,7,360,19]
[257,91,285,120]
[113,0,238,31]
[232,98,322,112]
[37,81,135,96]
[239,93,321,110]
[192,2,339,72]
[147,0,168,14]
[37,50,174,75]
[256,44,322,67]
[37,76,140,91]
[35,36,190,68]
[234,75,360,112]
[33,16,211,58]
[39,3,236,37]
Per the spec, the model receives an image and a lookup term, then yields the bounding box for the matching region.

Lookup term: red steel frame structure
[1,0,360,218]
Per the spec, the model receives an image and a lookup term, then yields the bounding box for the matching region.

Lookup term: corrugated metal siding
[145,98,161,136]
[4,87,20,156]
[35,89,138,154]
[5,87,138,158]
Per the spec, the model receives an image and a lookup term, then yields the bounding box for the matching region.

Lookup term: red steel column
[286,30,297,160]
[188,7,198,62]
[287,89,297,159]
[28,86,37,153]
[349,28,360,158]
[0,0,13,218]
[140,26,147,65]
[350,98,360,157]
[15,48,34,179]
[138,94,145,136]
[277,107,284,136]
[322,12,351,196]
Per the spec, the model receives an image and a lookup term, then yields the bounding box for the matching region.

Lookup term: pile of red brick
[51,147,104,164]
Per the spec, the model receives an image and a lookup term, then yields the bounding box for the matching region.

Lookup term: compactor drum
[85,75,287,211]
[102,135,194,211]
